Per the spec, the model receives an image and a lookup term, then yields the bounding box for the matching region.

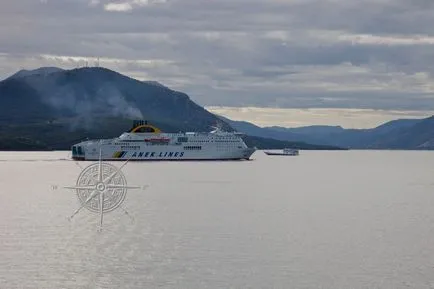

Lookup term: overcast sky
[1,0,434,127]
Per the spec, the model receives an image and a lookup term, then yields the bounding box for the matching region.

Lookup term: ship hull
[72,157,253,161]
[72,145,256,161]
[264,151,298,156]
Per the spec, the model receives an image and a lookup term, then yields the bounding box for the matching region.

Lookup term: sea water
[0,150,433,289]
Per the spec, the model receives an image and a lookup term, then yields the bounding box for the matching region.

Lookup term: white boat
[71,120,256,161]
[264,148,299,156]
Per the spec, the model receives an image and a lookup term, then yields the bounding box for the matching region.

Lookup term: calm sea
[0,150,433,289]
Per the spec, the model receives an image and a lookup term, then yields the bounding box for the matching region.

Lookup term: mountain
[0,66,227,132]
[8,67,65,79]
[217,116,304,141]
[0,67,342,151]
[223,115,434,149]
[219,116,335,145]
[367,119,421,135]
[242,135,343,150]
[8,65,428,150]
[366,116,434,149]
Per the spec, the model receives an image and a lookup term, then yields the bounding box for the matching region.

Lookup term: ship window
[178,137,188,143]
[184,146,202,150]
[72,146,77,155]
[77,146,83,155]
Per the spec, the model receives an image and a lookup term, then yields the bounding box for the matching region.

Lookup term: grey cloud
[1,0,434,112]
[193,89,434,111]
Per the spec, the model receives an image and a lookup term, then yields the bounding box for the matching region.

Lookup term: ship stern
[71,142,87,160]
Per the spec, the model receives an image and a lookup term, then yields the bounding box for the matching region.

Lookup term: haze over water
[1,150,434,289]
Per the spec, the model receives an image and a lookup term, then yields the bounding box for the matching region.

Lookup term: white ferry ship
[71,120,256,161]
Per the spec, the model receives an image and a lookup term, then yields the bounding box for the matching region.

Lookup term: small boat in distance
[264,148,299,156]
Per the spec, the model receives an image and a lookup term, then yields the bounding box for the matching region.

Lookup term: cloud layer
[1,0,434,124]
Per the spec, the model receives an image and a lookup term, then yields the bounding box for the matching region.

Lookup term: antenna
[210,121,223,133]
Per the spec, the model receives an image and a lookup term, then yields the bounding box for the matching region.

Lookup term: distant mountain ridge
[268,125,345,136]
[222,116,434,149]
[3,66,429,151]
[0,66,342,151]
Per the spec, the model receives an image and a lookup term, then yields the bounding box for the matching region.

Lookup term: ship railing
[83,139,113,145]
